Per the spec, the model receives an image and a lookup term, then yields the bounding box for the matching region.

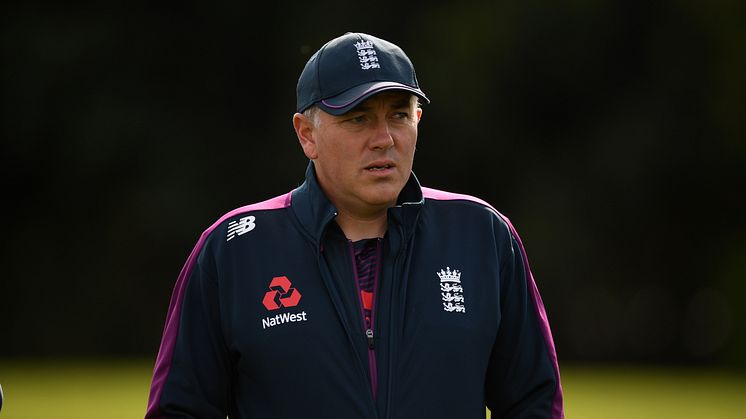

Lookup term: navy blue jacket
[146,163,563,418]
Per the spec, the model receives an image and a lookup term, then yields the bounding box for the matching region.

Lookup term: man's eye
[346,115,367,123]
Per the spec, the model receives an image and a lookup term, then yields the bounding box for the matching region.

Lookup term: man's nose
[369,119,395,150]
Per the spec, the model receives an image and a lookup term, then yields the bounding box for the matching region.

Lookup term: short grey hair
[303,105,321,128]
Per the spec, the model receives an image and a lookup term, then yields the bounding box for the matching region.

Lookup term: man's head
[293,33,428,218]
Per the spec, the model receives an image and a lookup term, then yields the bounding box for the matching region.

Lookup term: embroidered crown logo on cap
[296,32,429,115]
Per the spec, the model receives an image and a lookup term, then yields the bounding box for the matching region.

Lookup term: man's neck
[334,210,388,242]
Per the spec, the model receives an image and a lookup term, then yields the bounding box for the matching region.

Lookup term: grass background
[0,360,745,418]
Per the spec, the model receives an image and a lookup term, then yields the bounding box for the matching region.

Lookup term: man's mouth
[367,164,393,171]
[365,161,395,171]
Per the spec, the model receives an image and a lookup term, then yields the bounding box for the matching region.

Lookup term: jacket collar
[291,161,424,244]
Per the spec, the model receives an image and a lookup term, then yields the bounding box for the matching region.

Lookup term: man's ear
[416,106,422,122]
[293,112,318,159]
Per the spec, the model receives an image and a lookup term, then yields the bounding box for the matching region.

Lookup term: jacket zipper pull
[366,328,375,349]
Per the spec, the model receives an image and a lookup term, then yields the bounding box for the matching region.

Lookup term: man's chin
[361,191,400,209]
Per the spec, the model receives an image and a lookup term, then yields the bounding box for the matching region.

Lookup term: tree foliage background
[2,0,744,368]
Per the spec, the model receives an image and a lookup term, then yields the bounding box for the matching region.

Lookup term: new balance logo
[227,216,256,241]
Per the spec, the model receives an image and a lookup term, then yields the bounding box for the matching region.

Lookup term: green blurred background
[1,0,744,417]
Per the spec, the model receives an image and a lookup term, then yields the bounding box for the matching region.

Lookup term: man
[145,32,563,418]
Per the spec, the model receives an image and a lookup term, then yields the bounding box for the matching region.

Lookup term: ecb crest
[437,267,466,313]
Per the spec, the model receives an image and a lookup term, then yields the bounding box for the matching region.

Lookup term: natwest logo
[262,276,301,311]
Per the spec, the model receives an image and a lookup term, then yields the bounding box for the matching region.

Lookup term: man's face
[295,91,422,217]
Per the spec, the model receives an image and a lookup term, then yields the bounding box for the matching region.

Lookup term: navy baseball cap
[296,32,429,115]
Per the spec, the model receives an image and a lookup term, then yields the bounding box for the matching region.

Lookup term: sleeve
[145,232,232,419]
[484,217,564,419]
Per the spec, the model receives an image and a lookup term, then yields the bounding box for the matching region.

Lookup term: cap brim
[318,81,429,116]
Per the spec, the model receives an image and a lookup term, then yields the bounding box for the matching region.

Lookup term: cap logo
[354,40,380,70]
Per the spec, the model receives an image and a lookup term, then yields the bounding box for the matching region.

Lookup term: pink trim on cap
[321,83,424,109]
[145,192,292,418]
[422,187,564,418]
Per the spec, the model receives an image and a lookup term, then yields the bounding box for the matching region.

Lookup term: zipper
[384,224,408,419]
[369,239,382,401]
[349,239,382,402]
[366,328,375,348]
